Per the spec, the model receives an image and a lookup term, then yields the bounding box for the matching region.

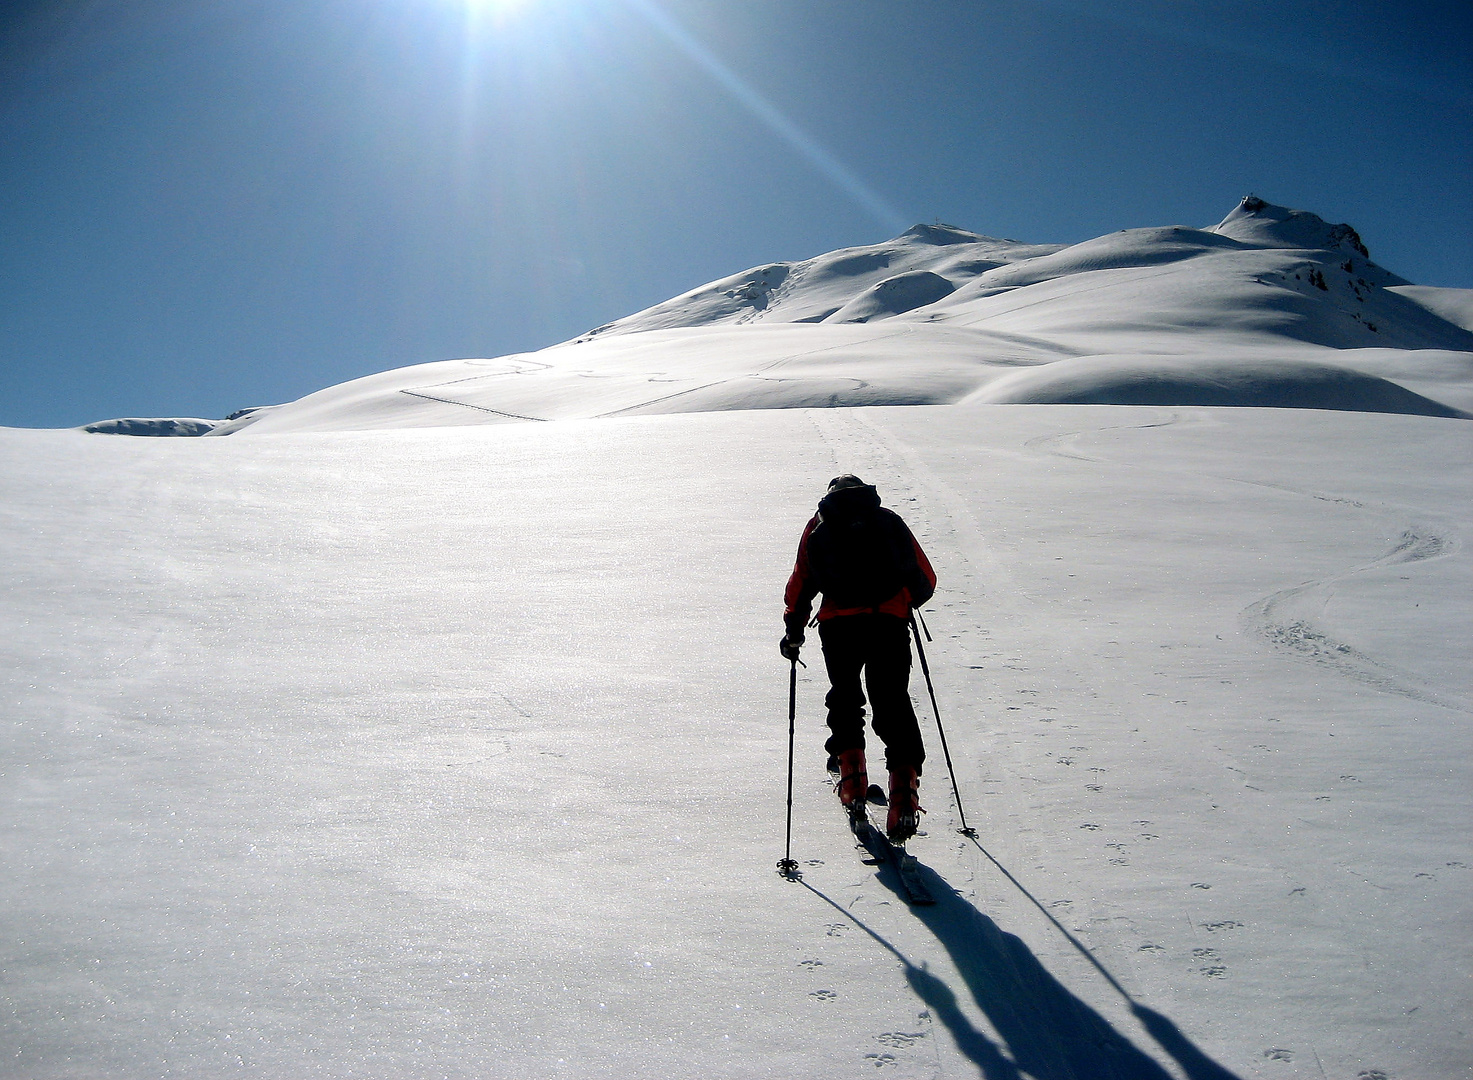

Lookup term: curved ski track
[1023,411,1468,713]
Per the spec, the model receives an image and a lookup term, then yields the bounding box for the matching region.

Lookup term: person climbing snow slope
[781,474,936,842]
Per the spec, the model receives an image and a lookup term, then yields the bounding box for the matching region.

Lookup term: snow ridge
[87,198,1473,435]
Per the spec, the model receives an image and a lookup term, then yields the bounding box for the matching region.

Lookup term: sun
[459,0,539,17]
[423,0,546,34]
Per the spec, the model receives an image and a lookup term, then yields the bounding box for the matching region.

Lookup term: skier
[781,475,937,842]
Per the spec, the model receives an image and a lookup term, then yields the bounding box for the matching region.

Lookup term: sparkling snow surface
[2,403,1469,1079]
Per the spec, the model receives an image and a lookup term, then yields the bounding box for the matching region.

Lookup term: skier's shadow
[800,844,1241,1080]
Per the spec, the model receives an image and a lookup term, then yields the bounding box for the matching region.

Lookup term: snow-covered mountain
[184,197,1473,435]
[7,200,1469,1078]
[576,222,1062,333]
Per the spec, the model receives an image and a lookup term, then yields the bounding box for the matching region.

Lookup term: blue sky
[2,0,1469,428]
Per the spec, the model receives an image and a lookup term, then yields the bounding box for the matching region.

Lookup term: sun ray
[619,0,907,234]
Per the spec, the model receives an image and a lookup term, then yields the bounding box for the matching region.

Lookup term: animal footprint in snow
[825,923,845,937]
[810,989,838,1001]
[1202,920,1244,932]
[1138,943,1164,953]
[1447,862,1469,869]
[1197,964,1228,979]
[1086,784,1103,792]
[863,1052,897,1068]
[798,960,824,970]
[1192,948,1220,960]
[1056,757,1076,766]
[1264,1048,1294,1061]
[1191,882,1212,890]
[1356,1071,1389,1080]
[1080,823,1101,831]
[876,1032,925,1048]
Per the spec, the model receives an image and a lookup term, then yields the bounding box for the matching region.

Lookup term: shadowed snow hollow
[968,354,1468,417]
[824,270,956,323]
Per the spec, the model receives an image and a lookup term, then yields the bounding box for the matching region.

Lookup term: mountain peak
[1213,195,1370,259]
[900,223,990,246]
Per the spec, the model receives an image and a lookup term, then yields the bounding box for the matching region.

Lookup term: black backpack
[807,485,919,609]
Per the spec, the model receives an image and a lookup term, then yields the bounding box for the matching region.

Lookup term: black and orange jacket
[784,488,936,633]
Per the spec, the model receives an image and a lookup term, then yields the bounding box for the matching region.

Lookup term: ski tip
[866,783,887,806]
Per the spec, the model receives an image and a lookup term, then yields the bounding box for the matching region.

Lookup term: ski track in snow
[400,360,556,420]
[800,409,1197,1072]
[1024,412,1469,713]
[1021,411,1196,463]
[398,390,549,422]
[1240,525,1467,713]
[394,326,925,421]
[799,406,1468,1078]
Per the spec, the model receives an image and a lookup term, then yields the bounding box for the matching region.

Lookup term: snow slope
[1387,285,1473,333]
[2,403,1469,1079]
[195,199,1473,435]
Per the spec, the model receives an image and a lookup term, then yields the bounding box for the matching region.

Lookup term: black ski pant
[818,613,925,776]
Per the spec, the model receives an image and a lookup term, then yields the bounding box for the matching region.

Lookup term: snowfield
[6,200,1471,1078]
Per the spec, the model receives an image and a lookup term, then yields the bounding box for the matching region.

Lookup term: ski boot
[835,748,869,824]
[886,766,924,843]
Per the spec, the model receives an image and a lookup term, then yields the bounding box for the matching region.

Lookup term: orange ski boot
[886,766,924,843]
[835,748,868,821]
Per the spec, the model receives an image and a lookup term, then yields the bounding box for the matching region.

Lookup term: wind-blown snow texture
[184,198,1472,435]
[5,201,1470,1078]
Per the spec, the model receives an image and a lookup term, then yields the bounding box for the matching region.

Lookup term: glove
[779,633,803,661]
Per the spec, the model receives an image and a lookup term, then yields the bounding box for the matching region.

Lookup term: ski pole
[777,656,801,878]
[910,613,977,837]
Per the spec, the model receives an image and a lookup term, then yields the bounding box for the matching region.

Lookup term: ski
[849,810,888,866]
[846,806,935,905]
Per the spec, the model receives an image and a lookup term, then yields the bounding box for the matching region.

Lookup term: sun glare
[460,0,537,19]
